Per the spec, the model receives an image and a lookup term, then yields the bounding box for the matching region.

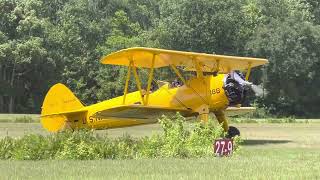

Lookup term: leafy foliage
[0,113,242,160]
[0,0,319,117]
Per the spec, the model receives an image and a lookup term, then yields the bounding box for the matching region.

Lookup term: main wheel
[226,126,240,138]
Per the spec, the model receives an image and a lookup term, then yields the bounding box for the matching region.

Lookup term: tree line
[0,0,319,117]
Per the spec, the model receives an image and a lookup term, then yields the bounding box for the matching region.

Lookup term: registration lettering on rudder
[213,139,233,156]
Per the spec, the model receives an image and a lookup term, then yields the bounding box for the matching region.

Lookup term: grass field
[0,114,39,123]
[0,114,320,179]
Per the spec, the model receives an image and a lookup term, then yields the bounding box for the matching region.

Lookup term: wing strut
[245,62,252,80]
[145,54,156,105]
[170,64,209,105]
[170,64,187,85]
[193,57,204,78]
[215,59,220,73]
[122,57,149,105]
[138,67,191,110]
[122,61,132,104]
[132,61,146,105]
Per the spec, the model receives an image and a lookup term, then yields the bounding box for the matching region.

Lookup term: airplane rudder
[41,83,84,115]
[40,83,85,132]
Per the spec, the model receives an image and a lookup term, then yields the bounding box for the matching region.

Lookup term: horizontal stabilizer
[41,109,87,117]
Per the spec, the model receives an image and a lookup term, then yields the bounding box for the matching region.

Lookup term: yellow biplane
[41,47,268,137]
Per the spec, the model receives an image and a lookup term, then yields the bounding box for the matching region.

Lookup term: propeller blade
[249,84,264,97]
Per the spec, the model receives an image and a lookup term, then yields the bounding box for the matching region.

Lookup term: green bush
[0,137,15,159]
[54,130,101,160]
[0,113,242,160]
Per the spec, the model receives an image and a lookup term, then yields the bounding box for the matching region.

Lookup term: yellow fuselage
[68,74,229,129]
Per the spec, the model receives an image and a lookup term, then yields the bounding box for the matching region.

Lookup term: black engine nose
[223,79,246,105]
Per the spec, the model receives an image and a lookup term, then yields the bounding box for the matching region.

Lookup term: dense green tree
[305,0,320,24]
[0,0,319,117]
[246,0,320,117]
[0,0,57,113]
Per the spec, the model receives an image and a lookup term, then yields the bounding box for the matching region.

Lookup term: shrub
[185,118,224,157]
[0,113,242,160]
[11,134,50,160]
[137,113,240,158]
[157,114,189,158]
[0,137,15,159]
[54,130,101,160]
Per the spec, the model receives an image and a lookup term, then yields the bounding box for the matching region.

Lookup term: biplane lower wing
[93,105,194,123]
[93,105,255,121]
[224,107,256,117]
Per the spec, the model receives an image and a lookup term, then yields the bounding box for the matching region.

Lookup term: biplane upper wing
[224,107,256,117]
[92,105,194,123]
[100,47,268,73]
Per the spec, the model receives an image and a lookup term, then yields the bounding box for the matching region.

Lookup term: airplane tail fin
[41,83,86,132]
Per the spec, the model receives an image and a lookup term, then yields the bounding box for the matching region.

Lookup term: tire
[226,126,240,138]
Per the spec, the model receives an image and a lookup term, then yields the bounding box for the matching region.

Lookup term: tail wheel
[226,126,240,138]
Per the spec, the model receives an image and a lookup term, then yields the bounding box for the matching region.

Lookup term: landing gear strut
[214,111,240,139]
[226,126,240,138]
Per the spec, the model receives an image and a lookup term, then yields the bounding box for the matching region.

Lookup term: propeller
[251,84,264,97]
[244,83,264,97]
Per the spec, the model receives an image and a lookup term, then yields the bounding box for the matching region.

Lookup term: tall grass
[0,113,241,160]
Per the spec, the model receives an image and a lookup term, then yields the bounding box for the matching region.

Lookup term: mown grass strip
[0,114,40,123]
